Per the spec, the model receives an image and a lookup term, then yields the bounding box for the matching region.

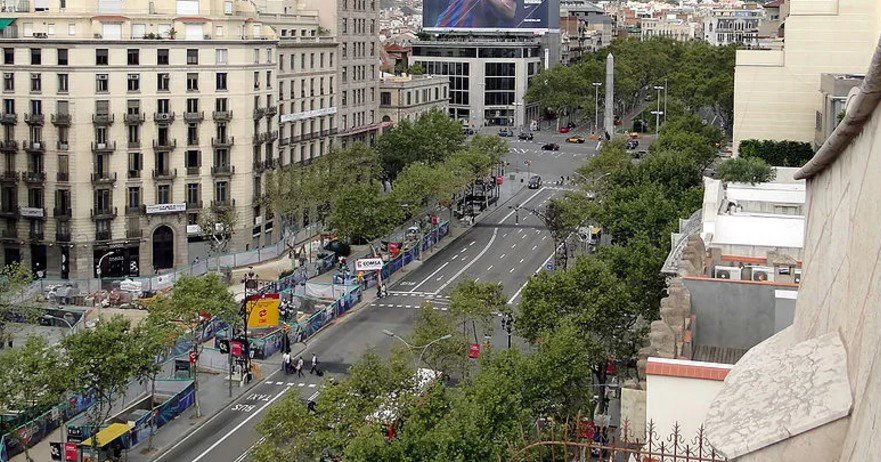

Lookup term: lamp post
[653,84,665,133]
[41,314,75,336]
[96,250,115,280]
[382,329,452,369]
[592,82,602,133]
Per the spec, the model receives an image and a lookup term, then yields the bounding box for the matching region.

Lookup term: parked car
[324,240,352,256]
[518,132,534,140]
[498,128,514,137]
[566,136,585,144]
[528,175,542,189]
[559,127,570,134]
[541,143,560,151]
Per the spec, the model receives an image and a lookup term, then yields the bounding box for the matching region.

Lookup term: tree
[326,183,400,244]
[738,139,814,167]
[149,274,237,417]
[0,337,68,462]
[132,315,179,452]
[716,156,776,184]
[199,206,238,267]
[376,109,465,180]
[408,63,425,75]
[0,262,36,347]
[448,280,507,345]
[63,316,151,456]
[408,302,467,376]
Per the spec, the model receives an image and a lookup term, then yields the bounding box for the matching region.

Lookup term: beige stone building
[378,73,448,126]
[0,0,277,279]
[640,17,700,42]
[731,0,880,153]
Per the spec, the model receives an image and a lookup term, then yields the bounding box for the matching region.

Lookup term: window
[30,73,41,92]
[157,49,169,65]
[127,73,139,92]
[68,23,75,36]
[2,49,12,65]
[380,91,391,106]
[215,98,228,112]
[127,124,139,144]
[128,187,141,209]
[30,48,40,65]
[253,71,259,90]
[186,49,198,65]
[310,53,315,69]
[186,98,198,113]
[186,73,199,91]
[57,74,68,92]
[215,73,227,91]
[266,71,272,89]
[157,73,170,91]
[96,49,108,65]
[319,53,324,68]
[3,73,12,92]
[95,100,109,116]
[214,181,228,203]
[215,48,228,65]
[57,49,68,65]
[128,152,142,177]
[157,99,170,114]
[186,183,200,204]
[157,185,171,204]
[95,74,108,92]
[185,150,200,168]
[187,123,198,145]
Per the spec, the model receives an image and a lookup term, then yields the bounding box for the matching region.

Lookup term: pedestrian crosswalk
[386,290,449,299]
[265,381,319,388]
[371,302,449,311]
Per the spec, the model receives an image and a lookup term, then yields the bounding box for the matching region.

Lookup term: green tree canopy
[326,183,400,243]
[376,109,465,180]
[716,156,776,184]
[738,139,814,167]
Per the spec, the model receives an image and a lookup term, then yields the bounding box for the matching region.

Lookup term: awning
[0,19,14,31]
[82,423,132,448]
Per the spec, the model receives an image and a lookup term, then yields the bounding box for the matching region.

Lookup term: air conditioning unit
[58,142,68,149]
[714,266,742,280]
[750,266,775,282]
[4,73,12,79]
[32,142,41,149]
[793,269,802,284]
[97,74,108,80]
[159,113,170,121]
[129,74,139,80]
[97,142,106,149]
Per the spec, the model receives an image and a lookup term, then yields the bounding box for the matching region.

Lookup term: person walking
[310,353,319,375]
[295,356,305,377]
[282,351,291,375]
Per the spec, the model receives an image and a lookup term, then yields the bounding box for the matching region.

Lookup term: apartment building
[378,74,449,125]
[303,0,382,147]
[702,7,762,47]
[0,0,276,279]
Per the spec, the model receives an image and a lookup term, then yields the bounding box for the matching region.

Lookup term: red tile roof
[646,358,732,381]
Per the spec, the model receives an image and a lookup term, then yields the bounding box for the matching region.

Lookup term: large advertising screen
[422,0,556,31]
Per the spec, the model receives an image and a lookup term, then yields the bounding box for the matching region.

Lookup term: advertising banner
[246,293,280,328]
[355,258,384,272]
[423,0,557,31]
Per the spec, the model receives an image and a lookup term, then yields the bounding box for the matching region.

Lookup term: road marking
[308,384,316,388]
[511,244,516,249]
[518,229,523,234]
[189,386,291,462]
[459,247,467,253]
[435,275,444,281]
[542,236,547,241]
[522,234,528,239]
[503,233,508,238]
[449,255,457,261]
[500,253,506,259]
[408,261,450,292]
[501,188,546,222]
[400,281,416,286]
[532,245,538,251]
[298,383,305,387]
[509,267,516,273]
[535,252,555,274]
[519,258,524,263]
[474,277,480,282]
[436,227,499,293]
[487,265,493,271]
[396,304,404,308]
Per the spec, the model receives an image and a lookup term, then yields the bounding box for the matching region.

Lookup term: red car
[559,127,570,133]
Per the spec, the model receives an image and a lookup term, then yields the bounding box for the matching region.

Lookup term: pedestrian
[282,351,291,374]
[296,356,305,377]
[560,175,564,185]
[310,353,319,374]
[381,284,389,298]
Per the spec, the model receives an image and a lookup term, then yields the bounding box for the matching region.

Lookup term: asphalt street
[151,127,599,462]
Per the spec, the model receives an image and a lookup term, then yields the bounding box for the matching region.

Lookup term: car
[462,127,475,135]
[559,127,570,134]
[541,143,560,151]
[528,175,542,189]
[498,128,514,137]
[518,132,534,140]
[566,136,585,144]
[626,139,639,150]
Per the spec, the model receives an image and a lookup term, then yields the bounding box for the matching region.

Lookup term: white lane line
[474,277,480,282]
[535,252,555,274]
[500,253,506,259]
[519,258,524,263]
[532,245,538,251]
[408,261,450,292]
[503,233,508,238]
[501,187,546,222]
[298,383,305,387]
[518,229,523,234]
[522,234,527,239]
[509,267,516,273]
[508,252,556,305]
[308,384,316,388]
[469,241,476,246]
[435,275,444,281]
[450,255,458,261]
[487,265,493,271]
[459,247,467,253]
[436,227,499,293]
[511,244,516,249]
[542,236,548,241]
[190,386,291,462]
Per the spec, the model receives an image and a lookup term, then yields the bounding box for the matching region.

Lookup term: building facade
[378,74,449,125]
[412,35,546,129]
[640,17,699,42]
[702,8,762,47]
[0,0,279,279]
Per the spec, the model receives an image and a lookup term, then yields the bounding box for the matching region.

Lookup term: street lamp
[382,329,452,369]
[96,250,115,280]
[41,314,75,336]
[592,82,602,133]
[653,84,665,133]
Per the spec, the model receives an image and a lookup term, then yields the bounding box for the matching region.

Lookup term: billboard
[246,293,280,328]
[422,0,557,31]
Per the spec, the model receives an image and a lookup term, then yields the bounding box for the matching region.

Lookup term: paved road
[151,137,598,462]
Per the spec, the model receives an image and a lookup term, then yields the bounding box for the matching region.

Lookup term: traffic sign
[230,341,243,358]
[496,175,503,185]
[188,350,197,364]
[546,262,553,271]
[578,419,596,439]
[468,343,480,359]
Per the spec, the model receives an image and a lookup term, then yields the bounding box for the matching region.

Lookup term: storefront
[93,245,141,278]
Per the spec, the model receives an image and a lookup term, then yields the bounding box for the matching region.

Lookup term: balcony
[265,106,278,117]
[56,172,69,182]
[55,230,71,242]
[96,230,112,241]
[212,110,233,122]
[184,111,204,123]
[51,113,71,126]
[279,137,290,146]
[23,171,46,183]
[54,207,71,219]
[186,200,203,210]
[154,112,176,124]
[152,139,177,151]
[0,171,18,183]
[253,159,265,172]
[252,107,266,119]
[91,141,116,154]
[127,170,142,180]
[320,129,330,138]
[127,141,141,149]
[0,140,17,153]
[0,113,16,125]
[56,141,69,151]
[28,229,43,241]
[91,207,118,221]
[24,113,44,126]
[301,132,314,142]
[152,168,177,181]
[22,140,45,153]
[124,113,146,125]
[268,130,279,141]
[211,137,234,148]
[90,172,117,185]
[92,114,115,126]
[1,228,16,239]
[211,199,235,210]
[210,165,235,177]
[125,205,145,215]
[0,205,18,218]
[126,228,143,239]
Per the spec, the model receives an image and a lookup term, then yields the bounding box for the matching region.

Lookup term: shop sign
[146,203,186,214]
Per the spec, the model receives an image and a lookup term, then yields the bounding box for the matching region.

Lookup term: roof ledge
[703,331,852,459]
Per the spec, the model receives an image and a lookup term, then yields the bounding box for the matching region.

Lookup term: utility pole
[653,84,665,133]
